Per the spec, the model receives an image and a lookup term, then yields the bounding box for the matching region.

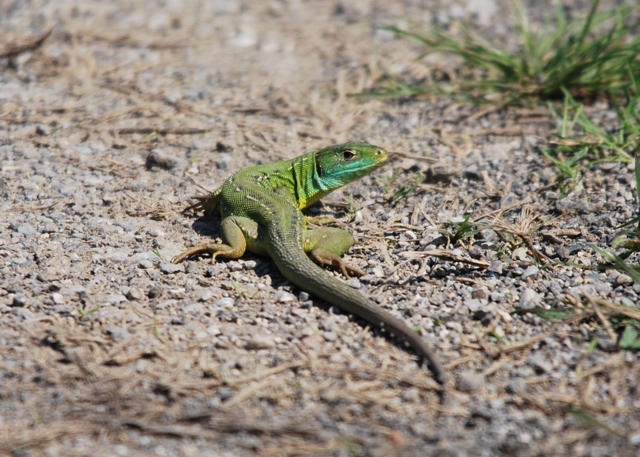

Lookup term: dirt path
[1,1,638,456]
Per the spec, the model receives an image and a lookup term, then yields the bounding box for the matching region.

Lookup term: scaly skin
[173,142,445,384]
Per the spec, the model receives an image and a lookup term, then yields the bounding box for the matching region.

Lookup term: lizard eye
[342,150,356,160]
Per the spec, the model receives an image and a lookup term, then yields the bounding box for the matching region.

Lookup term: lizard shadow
[186,213,440,376]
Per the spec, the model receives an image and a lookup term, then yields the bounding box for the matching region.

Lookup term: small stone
[245,336,275,350]
[618,297,636,307]
[323,331,338,342]
[146,150,176,171]
[488,260,503,274]
[227,261,243,272]
[464,299,484,313]
[168,288,186,299]
[12,293,27,307]
[321,317,336,332]
[214,297,235,308]
[596,332,617,352]
[206,325,221,336]
[555,245,570,260]
[185,262,201,275]
[106,326,131,340]
[12,307,35,320]
[616,274,633,286]
[401,387,421,402]
[51,293,64,304]
[105,293,127,305]
[125,288,144,301]
[183,303,206,314]
[148,285,163,298]
[472,309,493,326]
[521,265,539,279]
[346,278,361,289]
[161,262,185,274]
[201,289,215,301]
[512,247,529,261]
[472,288,489,300]
[156,299,176,309]
[469,246,484,259]
[16,224,37,237]
[457,371,485,392]
[467,409,492,423]
[507,378,527,394]
[147,229,165,237]
[518,288,542,309]
[217,388,236,401]
[529,352,553,373]
[139,260,154,269]
[52,305,73,314]
[301,335,324,349]
[243,260,257,269]
[275,291,296,303]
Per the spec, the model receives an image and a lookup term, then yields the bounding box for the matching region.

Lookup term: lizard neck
[292,152,335,210]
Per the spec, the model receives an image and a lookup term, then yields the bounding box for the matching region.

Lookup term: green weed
[362,0,640,103]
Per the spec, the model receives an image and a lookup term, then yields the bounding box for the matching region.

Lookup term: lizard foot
[309,250,365,278]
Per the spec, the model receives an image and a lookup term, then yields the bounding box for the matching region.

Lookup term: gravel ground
[1,1,639,456]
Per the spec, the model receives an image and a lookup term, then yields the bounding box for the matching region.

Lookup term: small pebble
[12,293,27,307]
[464,299,484,313]
[16,224,37,237]
[521,265,539,279]
[457,371,485,392]
[275,291,296,303]
[160,263,185,274]
[125,288,144,301]
[488,260,503,274]
[518,288,542,309]
[148,286,163,298]
[206,325,221,336]
[201,289,215,301]
[529,352,553,373]
[472,288,489,300]
[301,335,324,349]
[323,331,338,342]
[616,274,633,286]
[51,305,73,314]
[214,297,235,308]
[106,326,130,340]
[245,336,275,350]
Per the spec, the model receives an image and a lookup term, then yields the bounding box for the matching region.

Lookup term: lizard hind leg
[303,227,366,278]
[173,216,259,264]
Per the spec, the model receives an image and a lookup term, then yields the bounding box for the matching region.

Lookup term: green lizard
[173,142,445,384]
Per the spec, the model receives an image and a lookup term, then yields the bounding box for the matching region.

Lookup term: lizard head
[314,142,388,188]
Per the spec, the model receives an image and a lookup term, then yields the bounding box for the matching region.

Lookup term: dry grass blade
[116,126,213,135]
[488,206,549,263]
[399,250,490,269]
[584,293,640,320]
[0,421,91,453]
[206,417,329,440]
[0,26,54,60]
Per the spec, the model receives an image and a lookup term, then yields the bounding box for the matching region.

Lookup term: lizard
[172,142,446,384]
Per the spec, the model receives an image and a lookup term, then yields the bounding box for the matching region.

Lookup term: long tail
[268,236,446,384]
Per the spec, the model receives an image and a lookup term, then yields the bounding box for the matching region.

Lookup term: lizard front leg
[302,227,365,278]
[173,216,266,263]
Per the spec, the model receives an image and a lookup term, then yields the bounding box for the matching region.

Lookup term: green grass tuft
[363,0,640,103]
